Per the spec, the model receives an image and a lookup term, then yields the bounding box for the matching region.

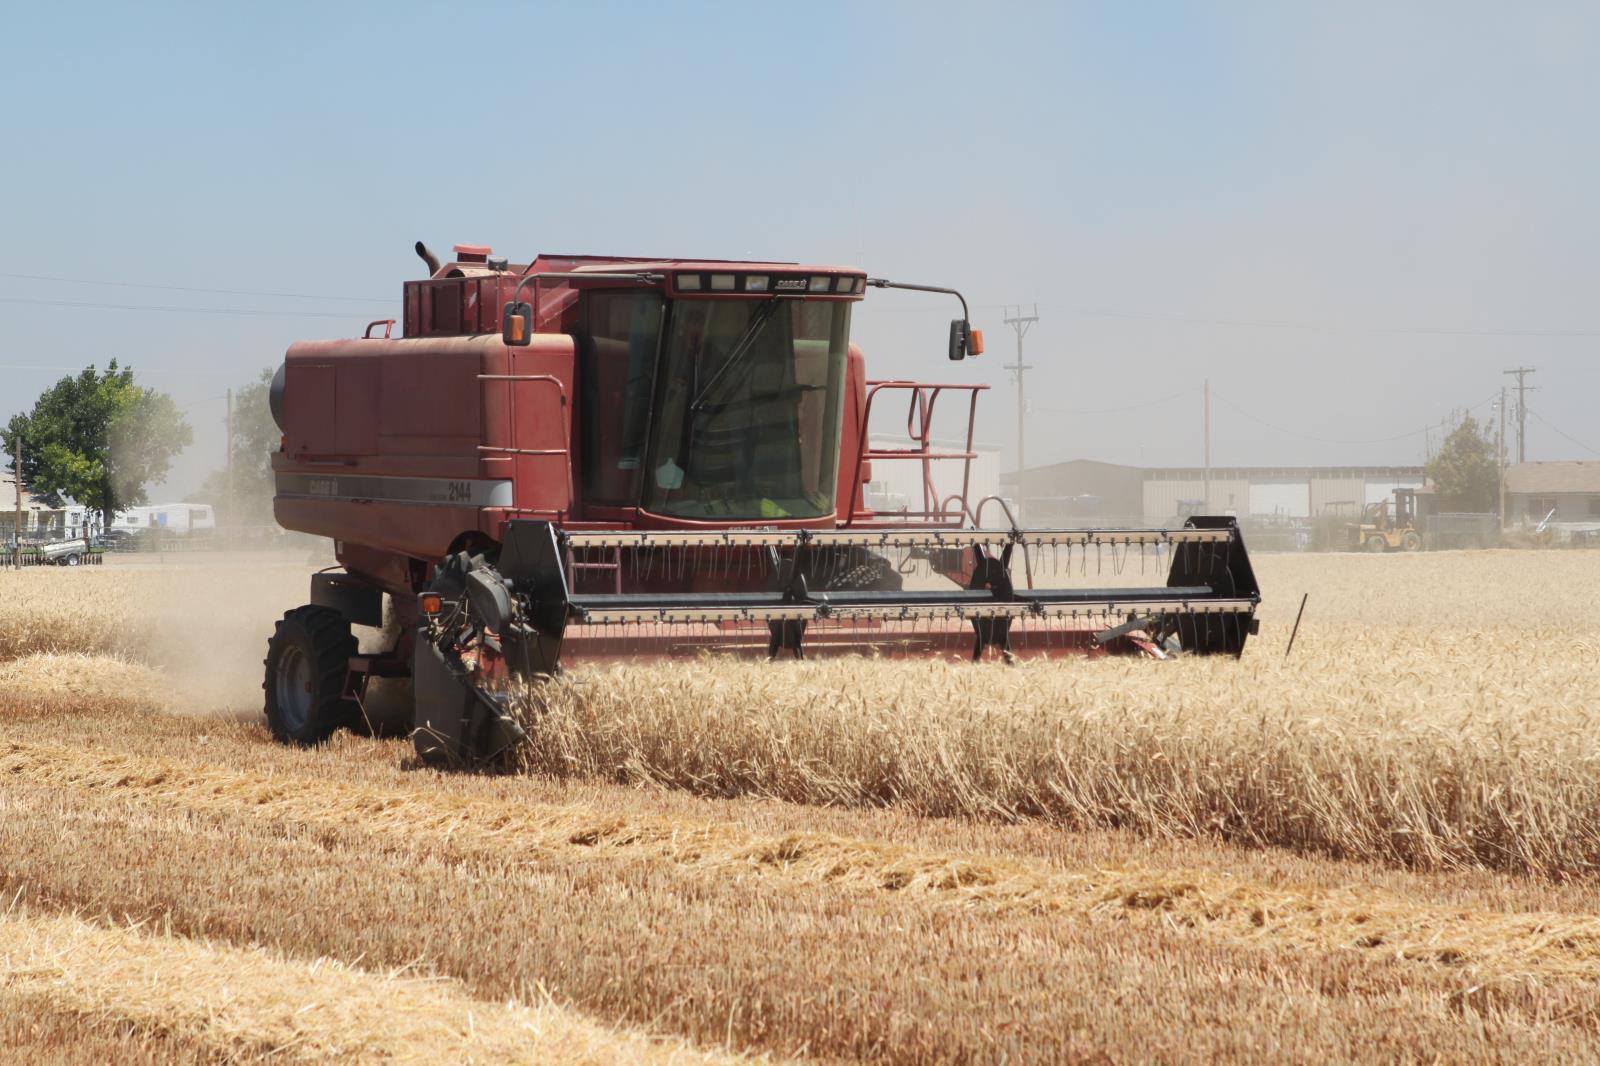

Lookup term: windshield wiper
[689,298,781,413]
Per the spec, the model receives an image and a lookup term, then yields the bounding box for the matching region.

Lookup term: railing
[844,380,988,528]
[477,372,573,517]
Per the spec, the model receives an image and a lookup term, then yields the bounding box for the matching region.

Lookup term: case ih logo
[773,277,808,290]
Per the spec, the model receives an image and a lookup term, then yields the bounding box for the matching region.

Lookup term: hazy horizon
[2,2,1595,500]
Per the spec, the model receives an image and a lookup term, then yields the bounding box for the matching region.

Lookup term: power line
[1528,409,1600,457]
[1031,387,1199,417]
[0,270,385,303]
[1209,388,1498,447]
[975,302,1324,333]
[10,267,1600,337]
[0,364,245,376]
[967,301,1600,338]
[0,296,373,319]
[1387,326,1600,338]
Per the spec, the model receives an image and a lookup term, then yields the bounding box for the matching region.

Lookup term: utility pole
[1203,380,1211,511]
[1003,304,1038,515]
[1503,366,1537,463]
[226,387,235,528]
[10,432,21,570]
[1496,386,1507,527]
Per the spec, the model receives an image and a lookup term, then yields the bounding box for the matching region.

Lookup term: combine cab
[266,242,1261,764]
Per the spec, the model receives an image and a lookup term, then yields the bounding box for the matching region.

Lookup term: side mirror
[501,301,533,347]
[948,320,967,361]
[948,320,984,360]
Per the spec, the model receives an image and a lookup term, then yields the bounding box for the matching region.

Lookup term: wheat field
[2,549,1600,1062]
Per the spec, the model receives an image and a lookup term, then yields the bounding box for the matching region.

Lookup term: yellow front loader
[1356,487,1422,552]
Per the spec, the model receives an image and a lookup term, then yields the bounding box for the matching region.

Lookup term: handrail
[971,494,1033,588]
[845,381,987,529]
[363,319,395,339]
[906,386,927,442]
[477,372,573,512]
[973,494,1021,529]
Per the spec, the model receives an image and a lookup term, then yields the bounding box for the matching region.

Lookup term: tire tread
[263,604,357,745]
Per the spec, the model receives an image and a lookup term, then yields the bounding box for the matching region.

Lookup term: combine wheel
[1401,531,1422,552]
[1364,535,1388,553]
[263,605,357,746]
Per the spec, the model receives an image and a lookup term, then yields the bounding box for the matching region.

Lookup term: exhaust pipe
[414,241,441,276]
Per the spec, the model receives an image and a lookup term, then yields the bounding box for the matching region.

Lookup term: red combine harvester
[267,242,1260,763]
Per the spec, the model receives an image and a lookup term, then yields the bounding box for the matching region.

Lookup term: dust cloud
[123,546,362,721]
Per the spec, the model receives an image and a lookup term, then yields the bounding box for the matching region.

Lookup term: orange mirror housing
[501,301,533,346]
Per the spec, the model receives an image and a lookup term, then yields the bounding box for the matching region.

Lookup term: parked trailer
[11,544,104,567]
[109,504,217,535]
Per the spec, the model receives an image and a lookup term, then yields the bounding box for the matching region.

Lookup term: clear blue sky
[2,1,1596,495]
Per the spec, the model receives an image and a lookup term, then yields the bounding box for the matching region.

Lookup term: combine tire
[1364,535,1388,553]
[1401,532,1423,552]
[264,605,357,746]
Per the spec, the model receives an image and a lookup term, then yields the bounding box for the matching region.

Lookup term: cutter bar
[575,597,1258,627]
[561,527,1235,551]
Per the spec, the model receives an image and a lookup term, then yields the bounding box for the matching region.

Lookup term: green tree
[189,368,278,526]
[6,360,193,526]
[1425,413,1498,511]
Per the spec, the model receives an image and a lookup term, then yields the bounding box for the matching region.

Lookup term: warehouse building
[1139,465,1426,523]
[1004,460,1426,526]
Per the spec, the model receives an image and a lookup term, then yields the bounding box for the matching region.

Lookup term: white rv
[109,503,217,535]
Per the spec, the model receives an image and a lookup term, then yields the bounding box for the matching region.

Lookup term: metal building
[1004,461,1425,526]
[1140,466,1425,523]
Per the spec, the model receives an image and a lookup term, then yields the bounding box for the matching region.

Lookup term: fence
[102,526,327,553]
[1426,513,1500,551]
[9,547,105,568]
[6,524,328,567]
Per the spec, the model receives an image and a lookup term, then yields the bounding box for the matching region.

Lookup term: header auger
[265,241,1261,765]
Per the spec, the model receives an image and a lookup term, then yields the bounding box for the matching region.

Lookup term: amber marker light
[969,329,985,356]
[419,592,444,616]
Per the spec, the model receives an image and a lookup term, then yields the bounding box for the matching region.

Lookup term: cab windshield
[642,298,851,520]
